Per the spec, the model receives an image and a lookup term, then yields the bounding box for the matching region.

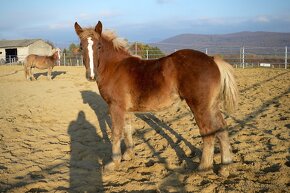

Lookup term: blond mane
[102,30,129,51]
[79,27,129,52]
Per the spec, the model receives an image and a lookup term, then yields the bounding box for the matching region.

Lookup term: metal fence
[60,46,289,69]
[1,46,288,69]
[203,46,288,69]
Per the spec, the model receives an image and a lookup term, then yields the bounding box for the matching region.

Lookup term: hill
[151,31,290,53]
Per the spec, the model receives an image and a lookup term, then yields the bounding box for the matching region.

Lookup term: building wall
[28,40,52,56]
[0,48,5,63]
[17,47,29,62]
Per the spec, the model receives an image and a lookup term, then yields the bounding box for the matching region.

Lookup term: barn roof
[0,39,42,48]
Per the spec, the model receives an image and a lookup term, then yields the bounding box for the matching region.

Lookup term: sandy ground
[0,65,289,193]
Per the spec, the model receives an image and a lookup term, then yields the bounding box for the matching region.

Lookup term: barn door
[5,48,17,63]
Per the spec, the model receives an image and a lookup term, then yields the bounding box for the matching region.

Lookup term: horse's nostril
[86,75,95,81]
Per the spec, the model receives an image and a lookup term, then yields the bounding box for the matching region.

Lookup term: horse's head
[52,48,61,65]
[74,21,103,81]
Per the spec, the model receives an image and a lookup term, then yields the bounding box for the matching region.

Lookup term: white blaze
[57,49,60,60]
[87,37,95,78]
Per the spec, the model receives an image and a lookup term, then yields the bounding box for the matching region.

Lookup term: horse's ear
[95,21,102,35]
[74,22,83,36]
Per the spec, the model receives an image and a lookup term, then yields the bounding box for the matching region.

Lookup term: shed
[0,39,53,64]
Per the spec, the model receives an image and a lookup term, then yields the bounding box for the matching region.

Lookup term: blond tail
[214,56,239,113]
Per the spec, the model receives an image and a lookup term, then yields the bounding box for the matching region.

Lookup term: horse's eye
[98,43,102,49]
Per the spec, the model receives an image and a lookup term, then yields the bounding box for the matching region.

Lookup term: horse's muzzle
[86,72,95,82]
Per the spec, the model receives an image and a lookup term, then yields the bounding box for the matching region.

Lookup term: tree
[62,48,67,54]
[68,43,80,56]
[129,42,165,59]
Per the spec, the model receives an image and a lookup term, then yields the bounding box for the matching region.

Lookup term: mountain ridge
[151,31,290,53]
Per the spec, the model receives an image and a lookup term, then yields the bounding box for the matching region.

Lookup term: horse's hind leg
[187,102,215,170]
[104,105,125,171]
[123,113,134,160]
[24,64,29,80]
[30,67,36,80]
[215,111,232,165]
[25,64,32,80]
[186,100,231,170]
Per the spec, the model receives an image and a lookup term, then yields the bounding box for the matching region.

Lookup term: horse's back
[26,54,37,62]
[25,54,52,69]
[170,49,218,71]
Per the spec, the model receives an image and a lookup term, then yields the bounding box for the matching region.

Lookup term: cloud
[49,22,72,30]
[254,16,270,23]
[78,13,92,20]
[156,0,174,4]
[98,10,119,18]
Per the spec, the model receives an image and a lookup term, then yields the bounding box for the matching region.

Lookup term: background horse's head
[52,48,61,65]
[74,21,103,81]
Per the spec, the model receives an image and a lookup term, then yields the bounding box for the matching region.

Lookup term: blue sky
[0,0,290,48]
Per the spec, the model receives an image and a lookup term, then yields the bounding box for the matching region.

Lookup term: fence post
[135,42,138,55]
[146,50,149,59]
[63,53,66,66]
[205,48,208,55]
[285,46,288,69]
[242,46,245,69]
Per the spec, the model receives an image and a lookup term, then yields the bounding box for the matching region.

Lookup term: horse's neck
[98,45,130,77]
[49,53,58,61]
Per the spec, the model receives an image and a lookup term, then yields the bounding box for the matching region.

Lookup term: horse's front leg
[47,67,52,80]
[122,113,134,161]
[104,105,125,172]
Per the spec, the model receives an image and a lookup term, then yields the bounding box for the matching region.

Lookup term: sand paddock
[0,65,289,192]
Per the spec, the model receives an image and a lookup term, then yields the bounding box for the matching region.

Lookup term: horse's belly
[36,64,50,69]
[128,91,181,112]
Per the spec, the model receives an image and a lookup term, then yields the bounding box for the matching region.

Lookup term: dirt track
[0,65,289,192]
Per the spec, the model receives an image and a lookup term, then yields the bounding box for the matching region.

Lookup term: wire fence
[1,46,288,69]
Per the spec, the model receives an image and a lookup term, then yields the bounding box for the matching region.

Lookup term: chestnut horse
[75,21,238,172]
[24,48,60,80]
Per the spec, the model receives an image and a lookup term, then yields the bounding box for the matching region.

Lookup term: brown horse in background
[24,49,60,80]
[75,21,238,172]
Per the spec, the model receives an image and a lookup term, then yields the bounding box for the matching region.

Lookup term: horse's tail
[214,55,238,113]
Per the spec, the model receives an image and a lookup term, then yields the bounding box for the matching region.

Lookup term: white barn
[0,39,53,64]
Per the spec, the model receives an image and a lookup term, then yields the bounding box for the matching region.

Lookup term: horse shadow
[135,113,201,171]
[80,91,112,164]
[67,111,104,192]
[34,71,66,80]
[80,91,201,169]
[79,91,202,191]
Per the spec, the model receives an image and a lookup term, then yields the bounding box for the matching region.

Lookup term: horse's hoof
[103,161,119,173]
[122,151,134,161]
[219,165,230,177]
[197,164,212,172]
